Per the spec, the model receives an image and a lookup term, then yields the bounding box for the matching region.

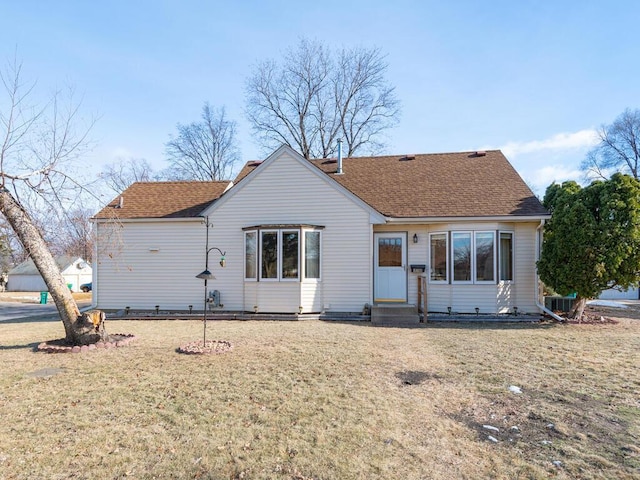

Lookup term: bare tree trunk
[0,188,83,342]
[569,296,588,321]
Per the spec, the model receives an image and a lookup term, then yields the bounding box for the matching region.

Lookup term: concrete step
[371,304,420,326]
[373,318,421,325]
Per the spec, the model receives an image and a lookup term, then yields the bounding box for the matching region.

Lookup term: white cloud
[478,129,600,197]
[498,129,599,157]
[531,165,583,188]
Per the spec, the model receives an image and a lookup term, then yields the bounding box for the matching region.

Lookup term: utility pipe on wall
[535,219,565,321]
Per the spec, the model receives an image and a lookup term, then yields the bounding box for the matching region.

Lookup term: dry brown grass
[0,314,639,479]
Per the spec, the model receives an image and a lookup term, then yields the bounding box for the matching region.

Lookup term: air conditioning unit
[544,296,575,313]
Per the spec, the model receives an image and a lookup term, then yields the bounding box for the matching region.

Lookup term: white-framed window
[449,231,498,285]
[452,232,473,283]
[245,227,322,282]
[304,231,321,279]
[244,231,257,280]
[429,232,448,283]
[474,231,496,283]
[281,230,299,281]
[260,230,279,280]
[499,231,514,282]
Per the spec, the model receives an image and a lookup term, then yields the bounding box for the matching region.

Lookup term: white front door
[374,233,407,302]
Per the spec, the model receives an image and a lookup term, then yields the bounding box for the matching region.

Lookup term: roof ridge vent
[475,151,487,157]
[405,154,416,160]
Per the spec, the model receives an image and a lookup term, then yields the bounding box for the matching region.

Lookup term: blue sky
[2,1,639,197]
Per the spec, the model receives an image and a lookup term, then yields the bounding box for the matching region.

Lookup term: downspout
[535,219,564,321]
[89,221,98,311]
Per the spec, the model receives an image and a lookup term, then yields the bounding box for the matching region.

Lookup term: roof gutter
[384,214,551,224]
[90,217,204,224]
[535,219,565,322]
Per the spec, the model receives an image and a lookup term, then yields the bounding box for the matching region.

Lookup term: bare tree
[47,207,94,262]
[245,38,401,159]
[100,157,155,194]
[0,219,13,271]
[0,58,98,344]
[165,103,239,180]
[582,108,640,180]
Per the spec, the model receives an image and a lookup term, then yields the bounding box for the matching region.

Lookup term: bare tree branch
[0,56,100,345]
[581,109,640,180]
[165,103,239,180]
[100,157,156,194]
[245,38,400,159]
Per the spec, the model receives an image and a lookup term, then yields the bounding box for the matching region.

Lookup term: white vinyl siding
[204,151,374,313]
[243,281,301,313]
[376,222,542,315]
[94,148,545,317]
[94,220,206,310]
[301,279,323,312]
[512,222,538,313]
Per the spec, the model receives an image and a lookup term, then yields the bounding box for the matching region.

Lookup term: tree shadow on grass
[0,342,41,351]
[324,319,559,331]
[423,321,559,331]
[0,314,60,324]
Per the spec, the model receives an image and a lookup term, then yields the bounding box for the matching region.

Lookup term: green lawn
[0,316,638,479]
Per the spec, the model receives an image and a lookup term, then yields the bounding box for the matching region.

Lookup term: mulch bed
[176,340,233,355]
[37,334,137,353]
[565,314,619,325]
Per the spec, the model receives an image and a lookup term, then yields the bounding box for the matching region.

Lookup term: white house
[598,287,639,300]
[92,145,551,318]
[8,255,92,292]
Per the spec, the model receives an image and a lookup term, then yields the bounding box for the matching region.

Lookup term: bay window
[430,230,508,285]
[244,226,322,282]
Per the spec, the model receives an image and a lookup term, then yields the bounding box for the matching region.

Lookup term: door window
[378,237,402,267]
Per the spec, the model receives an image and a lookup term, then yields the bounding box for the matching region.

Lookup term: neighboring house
[7,255,92,292]
[598,287,639,301]
[92,145,550,316]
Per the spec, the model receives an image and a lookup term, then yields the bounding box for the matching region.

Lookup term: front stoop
[371,304,421,326]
